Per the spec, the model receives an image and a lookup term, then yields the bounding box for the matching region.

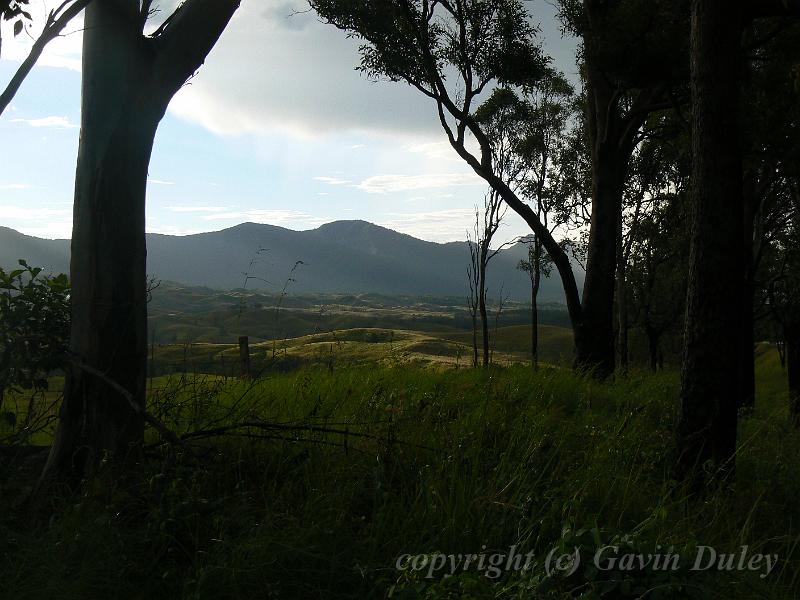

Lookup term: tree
[616,120,690,372]
[0,0,31,54]
[764,202,800,425]
[517,238,552,369]
[476,71,579,370]
[310,0,612,371]
[556,0,690,376]
[627,194,689,372]
[44,0,240,483]
[466,192,506,368]
[675,0,800,484]
[675,0,745,485]
[737,20,800,409]
[0,261,69,416]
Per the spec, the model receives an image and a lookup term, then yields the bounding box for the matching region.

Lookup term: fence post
[239,336,251,378]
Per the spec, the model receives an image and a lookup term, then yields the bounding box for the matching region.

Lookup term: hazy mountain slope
[0,221,583,302]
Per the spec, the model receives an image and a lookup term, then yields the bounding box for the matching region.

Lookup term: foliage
[0,0,31,52]
[0,260,70,395]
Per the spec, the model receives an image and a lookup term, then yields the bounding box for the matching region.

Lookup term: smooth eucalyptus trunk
[676,0,745,484]
[46,3,159,480]
[43,0,240,483]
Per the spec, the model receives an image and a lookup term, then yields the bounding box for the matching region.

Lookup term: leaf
[13,19,22,36]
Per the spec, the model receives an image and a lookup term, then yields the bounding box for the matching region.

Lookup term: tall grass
[1,353,798,599]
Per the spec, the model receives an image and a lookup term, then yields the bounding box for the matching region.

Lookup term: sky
[0,0,579,244]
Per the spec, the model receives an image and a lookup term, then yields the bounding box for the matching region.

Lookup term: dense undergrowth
[1,349,798,599]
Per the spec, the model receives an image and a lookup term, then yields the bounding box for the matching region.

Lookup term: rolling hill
[0,221,583,302]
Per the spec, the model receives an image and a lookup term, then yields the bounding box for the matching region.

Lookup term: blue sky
[0,0,578,244]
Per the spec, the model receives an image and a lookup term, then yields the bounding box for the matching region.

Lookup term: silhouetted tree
[517,238,551,369]
[309,0,597,370]
[466,192,506,368]
[557,0,690,377]
[44,0,240,483]
[675,0,745,485]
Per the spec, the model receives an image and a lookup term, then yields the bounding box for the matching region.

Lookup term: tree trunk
[470,316,478,368]
[787,325,800,427]
[646,325,660,373]
[479,248,490,368]
[575,36,641,378]
[676,0,745,485]
[577,133,626,377]
[531,246,541,369]
[738,281,756,409]
[45,3,158,481]
[42,0,240,483]
[617,261,630,375]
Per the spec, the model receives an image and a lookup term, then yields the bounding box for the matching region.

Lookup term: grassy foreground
[1,348,798,599]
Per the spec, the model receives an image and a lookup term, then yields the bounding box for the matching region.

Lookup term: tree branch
[0,0,92,116]
[151,0,240,98]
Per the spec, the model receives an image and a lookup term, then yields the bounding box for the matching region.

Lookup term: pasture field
[1,342,798,599]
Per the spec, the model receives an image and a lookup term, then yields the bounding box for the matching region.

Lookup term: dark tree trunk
[738,174,758,409]
[577,126,627,377]
[43,0,240,483]
[646,325,661,373]
[738,281,756,409]
[531,247,541,369]
[787,326,800,427]
[45,3,158,480]
[470,317,478,368]
[617,261,630,375]
[479,248,490,368]
[676,0,745,485]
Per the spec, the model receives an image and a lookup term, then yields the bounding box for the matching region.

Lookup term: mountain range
[0,221,582,303]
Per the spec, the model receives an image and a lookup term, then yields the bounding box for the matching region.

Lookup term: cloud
[0,205,82,239]
[378,208,479,243]
[314,176,351,186]
[11,116,77,129]
[167,205,228,213]
[0,183,34,190]
[356,173,484,194]
[148,178,176,186]
[201,209,332,228]
[166,2,441,139]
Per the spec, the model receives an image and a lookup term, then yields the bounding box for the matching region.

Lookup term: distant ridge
[0,221,582,302]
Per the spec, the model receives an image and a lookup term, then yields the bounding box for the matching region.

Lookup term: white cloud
[146,224,208,237]
[378,208,480,243]
[167,205,228,213]
[201,209,332,229]
[11,116,77,129]
[356,173,484,194]
[314,176,351,186]
[0,205,69,219]
[0,183,34,190]
[148,178,175,186]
